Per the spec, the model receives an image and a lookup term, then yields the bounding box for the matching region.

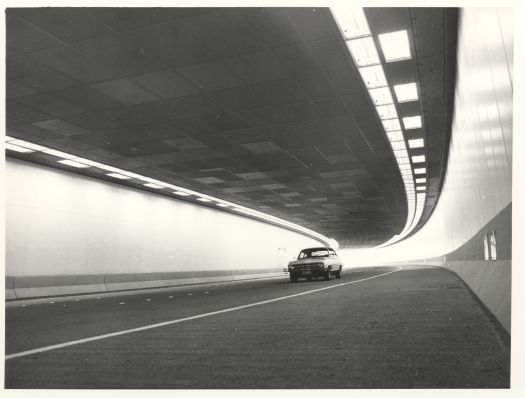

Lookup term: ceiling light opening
[347,36,380,67]
[58,159,90,168]
[394,82,418,102]
[403,115,422,130]
[408,138,424,149]
[378,30,411,62]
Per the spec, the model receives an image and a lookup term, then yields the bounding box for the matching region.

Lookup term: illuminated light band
[330,7,426,247]
[4,136,337,248]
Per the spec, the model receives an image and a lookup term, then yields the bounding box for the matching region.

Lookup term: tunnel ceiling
[5,7,456,247]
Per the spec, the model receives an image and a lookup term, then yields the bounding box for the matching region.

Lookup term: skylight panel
[376,104,398,120]
[347,36,380,66]
[394,82,418,102]
[330,7,370,39]
[386,130,404,142]
[382,118,401,132]
[390,140,406,151]
[408,138,424,149]
[359,65,387,88]
[378,30,411,62]
[415,178,427,183]
[414,168,426,174]
[411,155,426,163]
[403,116,422,130]
[368,87,393,105]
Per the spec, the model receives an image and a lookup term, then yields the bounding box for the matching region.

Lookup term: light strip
[331,7,426,248]
[4,136,335,247]
[5,143,34,153]
[58,159,90,168]
[107,173,131,180]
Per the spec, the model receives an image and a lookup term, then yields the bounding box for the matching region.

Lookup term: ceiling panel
[5,7,455,247]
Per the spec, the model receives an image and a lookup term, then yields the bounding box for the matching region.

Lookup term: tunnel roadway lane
[5,265,510,388]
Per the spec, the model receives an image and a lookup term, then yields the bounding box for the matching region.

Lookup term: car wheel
[290,275,298,283]
[335,268,342,279]
[324,269,331,281]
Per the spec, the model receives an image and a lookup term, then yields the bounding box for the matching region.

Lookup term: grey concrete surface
[5,265,510,388]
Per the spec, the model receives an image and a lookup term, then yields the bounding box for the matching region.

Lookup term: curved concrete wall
[377,9,513,331]
[5,158,322,299]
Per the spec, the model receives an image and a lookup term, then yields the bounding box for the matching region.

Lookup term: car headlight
[289,266,294,270]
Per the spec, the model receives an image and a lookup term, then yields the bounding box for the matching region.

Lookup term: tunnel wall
[382,9,513,332]
[5,158,322,299]
[429,8,513,332]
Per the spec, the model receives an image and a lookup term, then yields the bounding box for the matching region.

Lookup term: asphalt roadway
[5,265,510,388]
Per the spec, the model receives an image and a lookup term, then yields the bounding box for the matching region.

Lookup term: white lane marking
[5,267,401,360]
[168,296,173,299]
[145,298,151,302]
[119,302,125,305]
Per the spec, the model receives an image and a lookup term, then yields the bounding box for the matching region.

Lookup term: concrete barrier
[13,275,108,299]
[7,269,286,300]
[6,276,17,300]
[442,260,511,332]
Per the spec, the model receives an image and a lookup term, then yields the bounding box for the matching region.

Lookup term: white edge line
[5,267,402,360]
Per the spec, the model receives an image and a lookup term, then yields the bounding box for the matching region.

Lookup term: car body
[287,247,342,282]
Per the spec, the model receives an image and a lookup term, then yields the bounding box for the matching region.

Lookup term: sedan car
[287,247,342,282]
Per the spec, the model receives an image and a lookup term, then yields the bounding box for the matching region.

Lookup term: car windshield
[298,249,330,259]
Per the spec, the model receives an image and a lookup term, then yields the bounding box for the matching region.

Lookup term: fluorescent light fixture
[393,149,408,158]
[414,168,426,174]
[173,191,191,196]
[120,171,142,178]
[378,30,411,62]
[197,197,212,202]
[97,164,125,173]
[71,158,106,167]
[43,149,78,159]
[403,116,422,130]
[358,65,387,88]
[106,173,131,180]
[58,159,90,168]
[386,130,403,141]
[143,183,163,189]
[368,87,393,105]
[416,186,426,191]
[376,104,398,120]
[10,140,48,151]
[347,37,380,66]
[5,143,34,153]
[382,118,401,132]
[398,164,412,171]
[408,138,424,149]
[216,203,229,207]
[394,83,418,102]
[5,136,16,142]
[330,7,370,39]
[390,140,406,151]
[415,178,427,183]
[411,155,426,163]
[396,157,410,165]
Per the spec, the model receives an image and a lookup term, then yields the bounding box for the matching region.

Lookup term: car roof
[301,247,335,251]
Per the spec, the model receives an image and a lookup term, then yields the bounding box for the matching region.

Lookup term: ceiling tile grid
[5,7,454,246]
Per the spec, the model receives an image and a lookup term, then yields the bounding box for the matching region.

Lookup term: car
[287,247,343,282]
